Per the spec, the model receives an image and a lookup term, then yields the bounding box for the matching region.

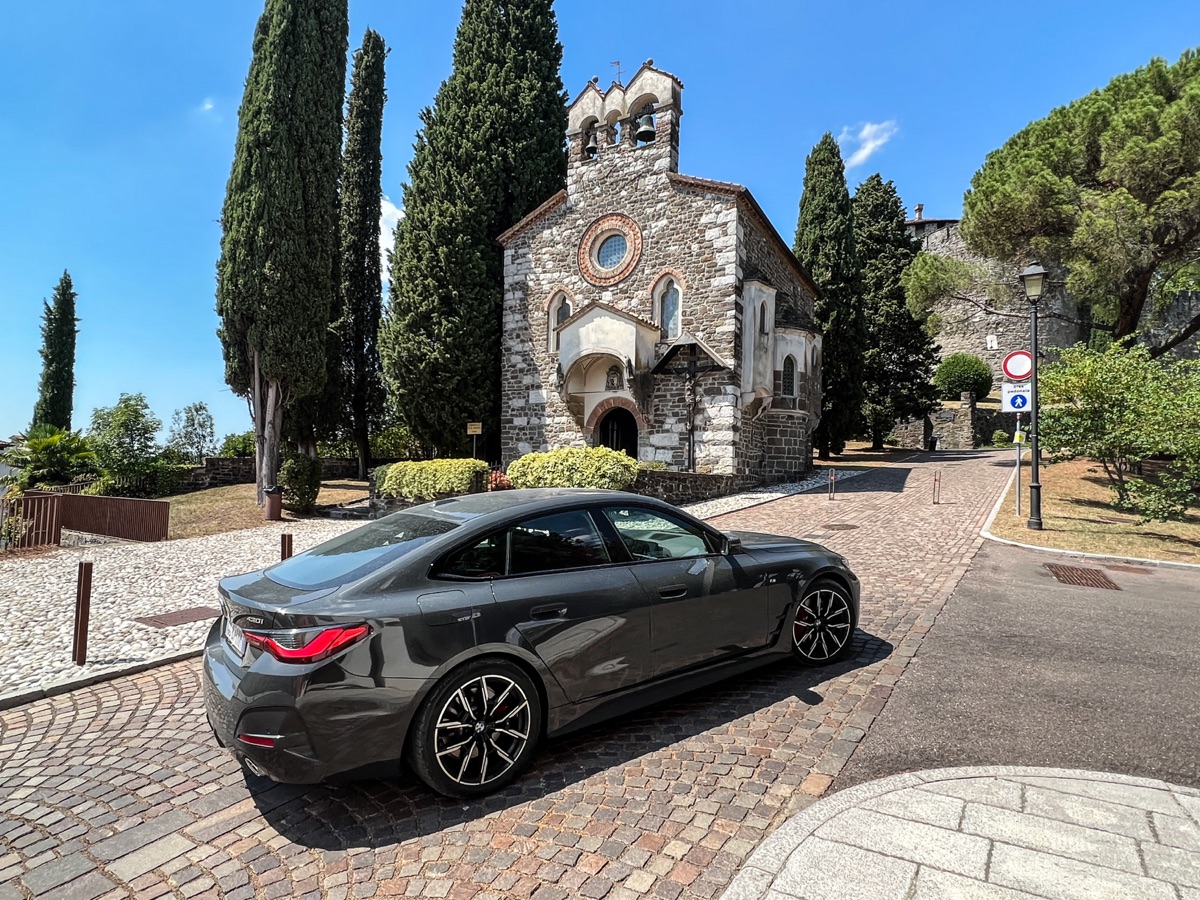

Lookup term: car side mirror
[719,535,742,555]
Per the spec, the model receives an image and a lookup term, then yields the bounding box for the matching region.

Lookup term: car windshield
[266,510,461,590]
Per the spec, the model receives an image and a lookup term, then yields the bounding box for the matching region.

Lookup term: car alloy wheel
[409,658,542,799]
[792,580,854,665]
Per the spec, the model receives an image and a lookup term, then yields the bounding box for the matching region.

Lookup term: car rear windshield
[266,510,461,590]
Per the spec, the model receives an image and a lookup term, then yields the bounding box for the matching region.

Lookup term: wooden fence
[0,493,64,549]
[58,493,170,542]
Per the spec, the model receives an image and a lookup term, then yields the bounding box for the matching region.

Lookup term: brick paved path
[0,451,1011,900]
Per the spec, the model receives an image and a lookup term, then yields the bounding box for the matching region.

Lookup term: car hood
[726,530,828,554]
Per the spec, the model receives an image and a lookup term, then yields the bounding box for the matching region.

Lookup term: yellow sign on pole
[466,422,482,435]
[1013,431,1026,444]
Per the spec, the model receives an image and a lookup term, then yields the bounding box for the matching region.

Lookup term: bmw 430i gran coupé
[203,488,860,798]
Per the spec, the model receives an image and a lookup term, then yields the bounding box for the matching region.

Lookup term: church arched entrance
[597,407,638,460]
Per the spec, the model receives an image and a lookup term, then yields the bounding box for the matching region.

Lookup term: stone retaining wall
[176,457,393,494]
[630,469,758,506]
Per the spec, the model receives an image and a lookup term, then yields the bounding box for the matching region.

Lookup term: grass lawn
[167,480,370,540]
[988,456,1200,564]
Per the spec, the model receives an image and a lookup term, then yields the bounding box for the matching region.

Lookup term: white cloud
[379,195,404,277]
[838,120,898,169]
[200,98,215,113]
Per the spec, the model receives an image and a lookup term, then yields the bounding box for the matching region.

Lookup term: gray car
[203,488,860,798]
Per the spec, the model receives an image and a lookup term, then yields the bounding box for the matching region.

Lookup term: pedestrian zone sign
[1002,382,1032,412]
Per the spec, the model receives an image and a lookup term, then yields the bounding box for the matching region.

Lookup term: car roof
[419,488,659,519]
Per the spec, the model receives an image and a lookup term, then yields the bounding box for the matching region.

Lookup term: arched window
[549,294,572,351]
[760,302,770,335]
[811,345,820,378]
[657,278,681,340]
[782,355,796,397]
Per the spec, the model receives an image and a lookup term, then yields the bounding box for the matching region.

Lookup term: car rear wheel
[791,580,855,665]
[407,658,542,799]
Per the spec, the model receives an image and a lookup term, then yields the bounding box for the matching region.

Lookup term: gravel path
[0,520,358,703]
[0,474,864,705]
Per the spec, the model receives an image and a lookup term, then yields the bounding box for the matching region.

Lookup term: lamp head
[1019,263,1047,303]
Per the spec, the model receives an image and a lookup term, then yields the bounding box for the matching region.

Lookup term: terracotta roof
[905,217,959,226]
[666,173,820,298]
[497,189,568,247]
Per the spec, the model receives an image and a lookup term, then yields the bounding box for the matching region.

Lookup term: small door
[489,510,650,701]
[598,505,770,678]
[598,407,638,459]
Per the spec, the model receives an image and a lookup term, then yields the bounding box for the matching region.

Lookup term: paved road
[0,451,1011,900]
[838,540,1200,791]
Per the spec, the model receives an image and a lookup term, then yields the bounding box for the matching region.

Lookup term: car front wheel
[407,658,542,799]
[791,579,855,665]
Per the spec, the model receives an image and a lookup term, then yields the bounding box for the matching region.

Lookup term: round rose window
[597,233,628,269]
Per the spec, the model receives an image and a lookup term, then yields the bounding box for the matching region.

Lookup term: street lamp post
[1019,263,1046,530]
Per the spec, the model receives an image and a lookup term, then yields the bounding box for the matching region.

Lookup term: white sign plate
[1002,382,1032,412]
[1002,350,1033,381]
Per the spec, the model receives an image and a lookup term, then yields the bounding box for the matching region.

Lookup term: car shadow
[246,630,895,850]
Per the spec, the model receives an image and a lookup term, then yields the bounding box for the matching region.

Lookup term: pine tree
[31,271,79,431]
[794,134,866,458]
[338,29,388,478]
[216,0,348,499]
[381,0,567,456]
[853,175,940,449]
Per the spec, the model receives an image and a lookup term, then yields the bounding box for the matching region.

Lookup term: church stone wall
[500,141,741,470]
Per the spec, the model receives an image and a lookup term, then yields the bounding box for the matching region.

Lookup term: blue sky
[1,2,1194,443]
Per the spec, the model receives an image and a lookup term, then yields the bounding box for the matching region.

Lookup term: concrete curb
[980,454,1200,571]
[0,648,203,712]
[720,766,1200,900]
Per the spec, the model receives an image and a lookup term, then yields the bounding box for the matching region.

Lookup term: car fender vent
[1044,564,1121,590]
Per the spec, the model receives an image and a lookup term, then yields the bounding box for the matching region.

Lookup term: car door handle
[658,585,688,601]
[530,604,567,620]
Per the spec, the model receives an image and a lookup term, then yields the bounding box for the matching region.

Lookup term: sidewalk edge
[0,648,203,712]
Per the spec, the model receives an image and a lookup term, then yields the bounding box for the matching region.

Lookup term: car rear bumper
[201,620,424,784]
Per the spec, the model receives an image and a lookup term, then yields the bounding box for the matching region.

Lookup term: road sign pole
[1015,413,1022,517]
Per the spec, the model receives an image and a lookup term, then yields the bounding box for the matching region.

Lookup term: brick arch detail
[543,285,577,310]
[645,268,687,298]
[583,396,648,437]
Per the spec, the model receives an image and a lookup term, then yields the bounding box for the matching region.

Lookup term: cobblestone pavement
[721,767,1200,900]
[0,451,1011,900]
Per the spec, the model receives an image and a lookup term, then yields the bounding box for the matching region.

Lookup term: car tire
[790,579,856,666]
[407,657,543,799]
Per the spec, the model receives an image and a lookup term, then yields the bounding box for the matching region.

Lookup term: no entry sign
[1002,350,1033,381]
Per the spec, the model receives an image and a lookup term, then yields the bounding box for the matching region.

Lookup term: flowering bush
[487,470,514,491]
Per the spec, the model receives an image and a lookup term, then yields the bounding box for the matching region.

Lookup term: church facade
[498,63,822,481]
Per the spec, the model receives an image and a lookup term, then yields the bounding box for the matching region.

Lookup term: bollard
[281,533,294,561]
[933,470,942,505]
[73,561,92,666]
[827,468,837,500]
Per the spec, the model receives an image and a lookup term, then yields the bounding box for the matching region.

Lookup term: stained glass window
[597,234,628,269]
[782,356,796,396]
[661,280,681,339]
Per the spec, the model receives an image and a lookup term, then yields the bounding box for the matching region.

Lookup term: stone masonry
[498,63,821,482]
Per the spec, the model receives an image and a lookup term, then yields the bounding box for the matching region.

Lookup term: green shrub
[218,430,256,458]
[507,446,639,490]
[279,455,323,513]
[370,463,393,495]
[153,461,194,497]
[81,476,117,496]
[991,428,1012,447]
[638,460,668,471]
[380,459,488,500]
[934,353,994,400]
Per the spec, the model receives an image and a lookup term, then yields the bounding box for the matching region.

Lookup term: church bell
[584,131,598,158]
[634,112,656,143]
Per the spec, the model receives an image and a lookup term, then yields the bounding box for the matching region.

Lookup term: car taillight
[244,624,370,664]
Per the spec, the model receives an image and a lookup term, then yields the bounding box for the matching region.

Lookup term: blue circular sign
[1011,394,1028,409]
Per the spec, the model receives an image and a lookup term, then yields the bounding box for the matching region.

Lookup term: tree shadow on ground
[247,631,894,850]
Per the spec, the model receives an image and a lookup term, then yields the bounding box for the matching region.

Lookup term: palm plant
[0,424,98,490]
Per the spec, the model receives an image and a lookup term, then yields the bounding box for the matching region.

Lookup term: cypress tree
[32,270,79,431]
[216,0,348,499]
[338,29,388,478]
[381,0,567,456]
[853,175,940,450]
[794,134,867,459]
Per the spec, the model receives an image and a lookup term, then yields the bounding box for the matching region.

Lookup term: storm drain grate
[1044,564,1121,590]
[824,523,859,531]
[133,606,220,629]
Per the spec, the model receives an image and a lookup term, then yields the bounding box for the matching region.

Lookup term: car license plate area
[224,617,246,657]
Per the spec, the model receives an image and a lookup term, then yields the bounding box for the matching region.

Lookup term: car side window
[601,507,713,561]
[436,532,506,579]
[507,511,611,576]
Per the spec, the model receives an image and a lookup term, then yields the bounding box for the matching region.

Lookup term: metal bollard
[933,470,942,505]
[281,533,293,561]
[73,561,92,666]
[827,469,837,500]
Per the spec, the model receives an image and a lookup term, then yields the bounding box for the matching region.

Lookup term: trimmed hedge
[934,353,994,400]
[507,446,639,491]
[280,455,322,513]
[380,459,489,501]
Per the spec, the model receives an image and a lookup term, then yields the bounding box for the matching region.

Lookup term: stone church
[498,63,822,481]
